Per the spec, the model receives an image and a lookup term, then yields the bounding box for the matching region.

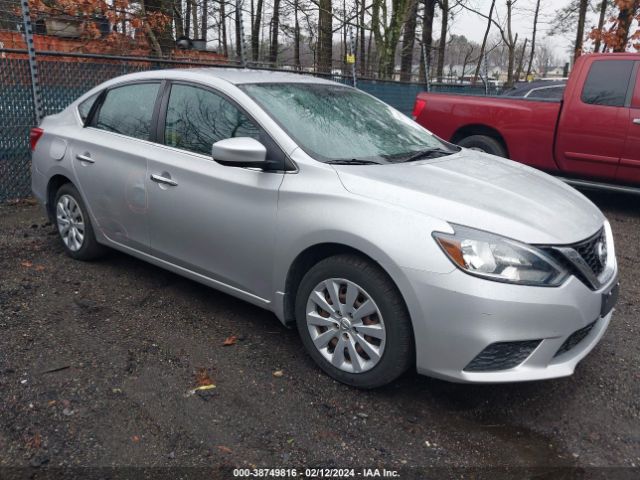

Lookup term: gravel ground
[0,190,638,477]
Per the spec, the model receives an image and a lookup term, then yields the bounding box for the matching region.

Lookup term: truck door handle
[75,153,94,163]
[633,118,640,125]
[150,174,178,186]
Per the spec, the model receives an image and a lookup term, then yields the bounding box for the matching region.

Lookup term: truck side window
[581,60,634,107]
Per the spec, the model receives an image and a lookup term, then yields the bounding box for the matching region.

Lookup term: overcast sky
[444,0,584,63]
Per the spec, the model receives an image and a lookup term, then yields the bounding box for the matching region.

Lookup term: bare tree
[574,0,588,60]
[436,0,449,81]
[400,0,419,80]
[419,0,437,82]
[270,0,282,62]
[318,0,333,72]
[473,0,495,83]
[593,0,609,52]
[525,0,540,79]
[252,0,264,60]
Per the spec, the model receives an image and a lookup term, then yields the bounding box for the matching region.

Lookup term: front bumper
[400,266,617,383]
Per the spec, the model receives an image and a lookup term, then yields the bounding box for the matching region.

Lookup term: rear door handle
[633,118,640,125]
[150,174,178,186]
[76,153,94,163]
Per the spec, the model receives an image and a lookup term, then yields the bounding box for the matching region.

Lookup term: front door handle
[150,174,178,186]
[76,153,94,163]
[633,118,640,125]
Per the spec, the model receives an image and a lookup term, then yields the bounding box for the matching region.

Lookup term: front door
[146,82,284,301]
[71,82,161,251]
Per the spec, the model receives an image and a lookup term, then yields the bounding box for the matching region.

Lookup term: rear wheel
[458,134,507,157]
[54,183,106,261]
[295,254,413,388]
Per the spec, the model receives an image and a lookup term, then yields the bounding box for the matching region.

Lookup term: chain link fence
[0,0,501,202]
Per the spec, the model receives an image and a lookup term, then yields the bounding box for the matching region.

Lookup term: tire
[53,183,106,261]
[458,134,507,157]
[295,254,414,388]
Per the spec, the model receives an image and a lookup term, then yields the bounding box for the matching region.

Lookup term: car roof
[104,67,341,86]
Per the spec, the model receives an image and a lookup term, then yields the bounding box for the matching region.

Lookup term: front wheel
[458,134,507,157]
[295,254,414,388]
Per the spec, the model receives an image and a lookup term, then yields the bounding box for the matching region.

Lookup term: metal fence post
[20,0,43,125]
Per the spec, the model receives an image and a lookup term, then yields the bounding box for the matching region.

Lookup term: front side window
[581,60,634,107]
[95,83,160,140]
[164,84,260,155]
[239,83,449,163]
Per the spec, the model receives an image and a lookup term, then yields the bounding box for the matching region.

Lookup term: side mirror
[211,137,268,168]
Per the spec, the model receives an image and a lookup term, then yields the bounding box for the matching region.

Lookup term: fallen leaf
[131,435,140,443]
[223,335,238,346]
[21,261,33,268]
[35,265,45,271]
[26,433,42,449]
[272,370,284,378]
[193,384,216,392]
[217,445,233,454]
[195,368,214,387]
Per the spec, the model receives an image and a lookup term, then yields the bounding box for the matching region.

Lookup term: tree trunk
[220,0,228,57]
[174,0,184,38]
[252,0,263,61]
[574,0,588,61]
[235,0,242,58]
[185,0,191,37]
[269,0,281,63]
[436,0,448,82]
[505,0,516,87]
[594,0,608,52]
[294,0,301,69]
[191,0,198,38]
[419,0,436,82]
[201,0,208,41]
[613,2,634,52]
[525,0,540,79]
[317,0,333,73]
[400,0,418,81]
[359,0,366,75]
[514,37,527,82]
[473,0,494,83]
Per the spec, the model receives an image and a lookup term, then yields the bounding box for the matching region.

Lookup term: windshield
[239,83,454,164]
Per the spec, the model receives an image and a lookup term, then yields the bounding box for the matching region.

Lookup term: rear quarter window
[77,93,99,124]
[581,60,635,107]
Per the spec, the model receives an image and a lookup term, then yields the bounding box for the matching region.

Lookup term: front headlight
[433,225,569,286]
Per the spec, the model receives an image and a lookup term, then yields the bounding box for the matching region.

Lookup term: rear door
[555,59,636,181]
[618,62,640,185]
[71,81,161,251]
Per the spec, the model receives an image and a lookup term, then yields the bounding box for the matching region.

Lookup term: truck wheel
[295,254,414,389]
[458,135,507,157]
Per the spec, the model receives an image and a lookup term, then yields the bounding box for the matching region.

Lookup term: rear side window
[164,84,260,155]
[78,93,99,124]
[95,83,160,140]
[581,60,634,107]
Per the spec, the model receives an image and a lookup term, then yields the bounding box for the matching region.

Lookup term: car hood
[333,150,604,245]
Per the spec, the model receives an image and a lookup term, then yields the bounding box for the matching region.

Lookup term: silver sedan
[31,69,619,387]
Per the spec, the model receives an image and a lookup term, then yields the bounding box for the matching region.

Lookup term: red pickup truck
[413,53,640,192]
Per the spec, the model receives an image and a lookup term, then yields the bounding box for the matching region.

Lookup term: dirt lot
[0,190,638,477]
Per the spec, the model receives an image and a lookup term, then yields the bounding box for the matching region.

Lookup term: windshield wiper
[326,159,382,165]
[401,147,456,163]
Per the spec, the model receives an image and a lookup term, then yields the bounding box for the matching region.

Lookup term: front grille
[554,321,596,357]
[464,340,541,372]
[573,229,606,277]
